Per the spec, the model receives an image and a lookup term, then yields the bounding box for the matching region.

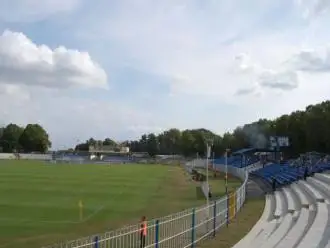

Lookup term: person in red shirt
[140,216,147,248]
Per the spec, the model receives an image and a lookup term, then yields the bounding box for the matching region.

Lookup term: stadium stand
[213,148,269,168]
[213,155,259,168]
[232,153,330,248]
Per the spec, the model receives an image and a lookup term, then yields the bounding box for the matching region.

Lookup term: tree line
[0,124,51,153]
[3,100,329,156]
[75,138,119,151]
[75,101,330,158]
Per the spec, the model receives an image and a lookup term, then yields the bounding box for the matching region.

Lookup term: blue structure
[213,148,268,168]
[102,155,131,163]
[215,148,330,188]
[251,155,330,187]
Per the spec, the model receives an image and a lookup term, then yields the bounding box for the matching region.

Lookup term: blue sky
[0,0,330,149]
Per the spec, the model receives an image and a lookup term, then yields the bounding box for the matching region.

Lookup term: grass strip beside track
[198,197,265,248]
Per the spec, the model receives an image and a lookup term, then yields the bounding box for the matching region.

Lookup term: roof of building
[232,147,276,155]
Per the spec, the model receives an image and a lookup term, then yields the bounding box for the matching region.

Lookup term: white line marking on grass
[0,205,105,225]
[0,218,81,224]
[81,205,105,223]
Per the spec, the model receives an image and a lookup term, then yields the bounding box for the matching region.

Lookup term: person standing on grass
[140,216,147,248]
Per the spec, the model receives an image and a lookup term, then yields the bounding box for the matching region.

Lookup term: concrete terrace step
[314,173,330,184]
[231,194,275,248]
[282,187,298,213]
[296,202,328,248]
[274,190,287,218]
[307,177,330,204]
[260,213,294,248]
[232,172,330,248]
[275,208,310,248]
[249,219,279,248]
[298,180,325,203]
[291,182,312,208]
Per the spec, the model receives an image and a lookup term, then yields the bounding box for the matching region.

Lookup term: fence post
[191,208,196,248]
[94,236,99,248]
[155,220,159,248]
[213,201,216,237]
[226,194,229,227]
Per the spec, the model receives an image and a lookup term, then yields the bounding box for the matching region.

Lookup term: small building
[89,145,115,153]
[120,146,130,153]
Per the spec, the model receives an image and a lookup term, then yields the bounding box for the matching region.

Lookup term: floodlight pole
[206,139,213,208]
[225,148,230,196]
[206,145,209,208]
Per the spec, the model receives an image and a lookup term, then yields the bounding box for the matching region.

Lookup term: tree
[19,124,51,153]
[86,138,97,146]
[72,100,330,158]
[75,143,89,151]
[146,133,159,157]
[181,130,196,156]
[0,123,24,152]
[0,127,3,139]
[103,138,117,147]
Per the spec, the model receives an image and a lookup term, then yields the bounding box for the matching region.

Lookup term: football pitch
[0,160,241,248]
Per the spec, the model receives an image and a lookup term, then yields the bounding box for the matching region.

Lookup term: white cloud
[0,0,81,22]
[258,70,299,90]
[0,84,30,100]
[0,91,165,148]
[232,53,300,93]
[0,30,108,90]
[235,87,256,96]
[291,47,330,72]
[233,44,330,93]
[234,53,260,73]
[77,0,318,98]
[2,0,330,148]
[296,0,330,19]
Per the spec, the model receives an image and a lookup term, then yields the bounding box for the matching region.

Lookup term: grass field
[0,160,241,248]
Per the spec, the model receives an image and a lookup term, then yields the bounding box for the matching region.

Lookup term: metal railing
[42,162,249,248]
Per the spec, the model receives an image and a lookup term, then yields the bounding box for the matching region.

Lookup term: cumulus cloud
[235,88,256,96]
[77,0,291,98]
[291,48,330,72]
[0,93,167,148]
[2,0,330,148]
[234,53,260,73]
[0,84,30,100]
[258,70,299,90]
[0,30,108,90]
[234,44,330,94]
[232,53,299,94]
[0,0,81,22]
[296,0,330,19]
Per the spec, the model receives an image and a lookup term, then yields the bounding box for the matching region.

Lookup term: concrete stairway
[232,172,330,248]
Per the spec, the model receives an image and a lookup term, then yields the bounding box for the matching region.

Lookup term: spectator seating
[213,155,259,168]
[232,155,330,248]
[251,162,330,187]
[233,172,330,248]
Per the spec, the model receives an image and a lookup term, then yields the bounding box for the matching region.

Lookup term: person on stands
[304,166,308,180]
[140,216,147,248]
[272,178,276,192]
[208,185,213,199]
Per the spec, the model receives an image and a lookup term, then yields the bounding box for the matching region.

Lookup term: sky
[1,0,330,149]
